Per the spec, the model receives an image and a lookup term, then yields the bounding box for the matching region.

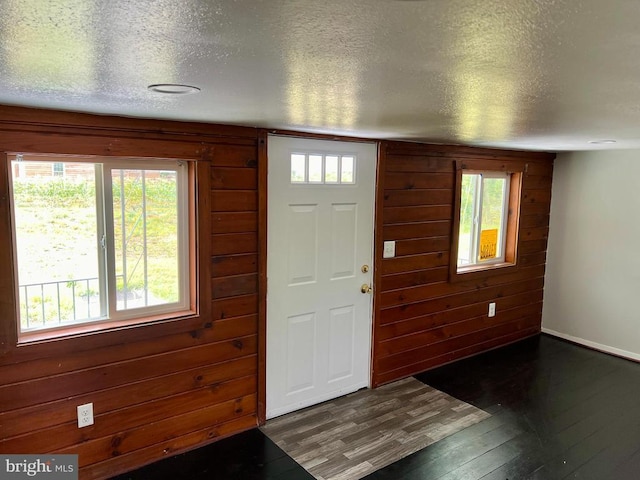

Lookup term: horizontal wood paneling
[82,415,257,480]
[3,375,257,452]
[211,167,257,190]
[212,254,258,278]
[211,212,257,233]
[383,220,451,240]
[0,354,257,439]
[211,232,258,255]
[372,141,554,387]
[0,106,261,480]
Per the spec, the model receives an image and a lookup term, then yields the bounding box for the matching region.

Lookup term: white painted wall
[543,150,640,361]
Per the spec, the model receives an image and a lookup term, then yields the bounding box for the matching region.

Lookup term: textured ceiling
[1,0,639,151]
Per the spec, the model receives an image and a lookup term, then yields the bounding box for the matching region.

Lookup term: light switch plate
[488,302,496,317]
[77,403,94,428]
[383,241,396,258]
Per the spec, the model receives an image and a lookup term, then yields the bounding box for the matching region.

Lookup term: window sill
[450,261,517,283]
[17,309,198,346]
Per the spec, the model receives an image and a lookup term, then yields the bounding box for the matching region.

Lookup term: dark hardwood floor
[115,334,640,479]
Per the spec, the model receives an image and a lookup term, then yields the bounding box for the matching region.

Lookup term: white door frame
[264,135,378,419]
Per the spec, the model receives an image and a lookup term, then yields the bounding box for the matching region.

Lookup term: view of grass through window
[11,160,183,332]
[458,172,508,267]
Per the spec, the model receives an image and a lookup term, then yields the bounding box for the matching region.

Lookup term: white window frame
[9,155,191,334]
[52,162,65,177]
[103,159,191,322]
[458,170,511,268]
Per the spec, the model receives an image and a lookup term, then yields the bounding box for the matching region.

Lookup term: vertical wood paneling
[372,141,554,387]
[0,106,260,480]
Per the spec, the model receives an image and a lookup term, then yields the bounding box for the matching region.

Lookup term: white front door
[266,136,376,419]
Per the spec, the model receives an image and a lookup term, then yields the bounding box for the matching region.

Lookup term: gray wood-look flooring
[261,377,490,480]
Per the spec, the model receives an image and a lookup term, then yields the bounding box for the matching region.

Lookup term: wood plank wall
[373,141,555,386]
[0,106,261,479]
[0,105,555,478]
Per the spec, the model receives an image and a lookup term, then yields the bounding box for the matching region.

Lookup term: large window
[9,154,192,335]
[451,162,523,279]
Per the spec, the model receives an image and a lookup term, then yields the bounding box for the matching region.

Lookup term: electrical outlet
[383,241,396,258]
[77,403,94,428]
[488,302,496,318]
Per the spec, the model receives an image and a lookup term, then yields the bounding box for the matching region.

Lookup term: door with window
[266,136,376,419]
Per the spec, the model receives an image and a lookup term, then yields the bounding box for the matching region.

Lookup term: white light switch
[383,241,396,258]
[488,302,496,317]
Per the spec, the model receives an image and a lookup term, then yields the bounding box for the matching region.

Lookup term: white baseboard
[542,327,640,363]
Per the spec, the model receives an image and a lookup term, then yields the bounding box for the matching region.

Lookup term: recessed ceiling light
[588,139,617,144]
[147,84,201,95]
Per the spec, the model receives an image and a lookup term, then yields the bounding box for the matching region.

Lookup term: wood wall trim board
[381,252,449,275]
[385,140,555,161]
[264,129,378,144]
[384,172,454,190]
[210,190,258,212]
[211,273,258,299]
[210,232,258,255]
[371,141,387,389]
[210,212,258,234]
[212,293,258,320]
[0,153,17,354]
[257,130,268,425]
[383,220,452,240]
[211,167,258,190]
[195,158,212,346]
[0,105,258,140]
[523,174,553,189]
[383,204,453,224]
[205,144,258,167]
[519,238,549,254]
[385,156,453,173]
[0,131,214,161]
[392,236,451,256]
[383,189,453,207]
[211,253,259,278]
[519,213,551,229]
[381,267,450,291]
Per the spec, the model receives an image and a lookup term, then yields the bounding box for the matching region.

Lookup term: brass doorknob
[361,283,372,294]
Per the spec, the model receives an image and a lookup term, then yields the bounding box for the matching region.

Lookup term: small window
[52,162,64,177]
[457,172,510,267]
[451,162,523,279]
[290,153,356,184]
[9,154,192,335]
